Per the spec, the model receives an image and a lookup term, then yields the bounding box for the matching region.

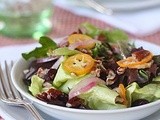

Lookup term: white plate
[1,39,160,120]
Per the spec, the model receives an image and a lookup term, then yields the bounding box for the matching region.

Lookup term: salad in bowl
[11,23,160,120]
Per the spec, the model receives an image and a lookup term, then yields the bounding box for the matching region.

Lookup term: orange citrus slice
[68,34,95,49]
[117,50,153,69]
[118,84,128,105]
[63,53,95,76]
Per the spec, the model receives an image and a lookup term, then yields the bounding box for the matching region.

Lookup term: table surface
[0,6,160,47]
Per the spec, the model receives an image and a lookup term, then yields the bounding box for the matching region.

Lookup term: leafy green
[81,22,101,38]
[59,74,92,94]
[29,75,44,96]
[53,64,92,93]
[153,55,160,65]
[92,41,122,60]
[22,36,58,60]
[153,76,160,82]
[104,29,128,43]
[81,22,128,43]
[47,47,80,56]
[92,42,111,59]
[126,82,139,106]
[116,41,135,59]
[127,82,160,106]
[53,64,79,87]
[81,23,131,60]
[138,70,149,80]
[79,85,126,110]
[88,99,126,110]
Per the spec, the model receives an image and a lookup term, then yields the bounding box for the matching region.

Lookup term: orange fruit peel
[117,50,153,69]
[63,53,95,76]
[118,84,128,106]
[68,34,95,49]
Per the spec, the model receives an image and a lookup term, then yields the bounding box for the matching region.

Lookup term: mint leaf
[22,36,58,60]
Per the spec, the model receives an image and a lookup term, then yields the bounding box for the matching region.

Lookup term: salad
[22,23,160,110]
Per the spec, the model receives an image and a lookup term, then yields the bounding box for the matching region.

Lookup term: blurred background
[0,0,160,46]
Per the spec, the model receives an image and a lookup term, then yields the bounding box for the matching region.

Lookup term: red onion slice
[68,39,98,50]
[36,56,59,63]
[51,56,64,69]
[55,36,68,47]
[69,76,105,99]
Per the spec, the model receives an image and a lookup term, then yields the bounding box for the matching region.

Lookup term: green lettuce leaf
[22,36,58,60]
[81,22,128,43]
[29,75,44,96]
[127,82,160,106]
[53,64,79,87]
[53,64,91,93]
[79,85,126,110]
[153,76,160,82]
[105,29,128,43]
[126,82,139,106]
[48,47,80,56]
[81,22,101,38]
[153,55,160,65]
[59,74,92,94]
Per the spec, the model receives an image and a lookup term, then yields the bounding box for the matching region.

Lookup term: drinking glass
[0,0,53,39]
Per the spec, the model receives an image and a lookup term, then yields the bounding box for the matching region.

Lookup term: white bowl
[11,40,160,120]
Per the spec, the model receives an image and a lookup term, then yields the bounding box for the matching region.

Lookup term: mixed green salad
[22,23,160,110]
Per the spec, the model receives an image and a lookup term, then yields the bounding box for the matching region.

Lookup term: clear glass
[0,0,53,39]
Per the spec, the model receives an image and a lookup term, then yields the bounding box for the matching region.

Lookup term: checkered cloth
[0,6,160,47]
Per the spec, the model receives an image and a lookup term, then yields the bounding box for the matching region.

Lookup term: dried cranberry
[67,97,90,109]
[36,92,48,102]
[36,88,68,107]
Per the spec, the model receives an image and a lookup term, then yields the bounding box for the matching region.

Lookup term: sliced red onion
[54,36,68,47]
[51,56,64,69]
[69,76,105,99]
[36,56,59,63]
[68,39,98,50]
[68,41,83,50]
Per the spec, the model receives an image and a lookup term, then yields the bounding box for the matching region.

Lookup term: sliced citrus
[68,34,95,49]
[117,50,153,69]
[63,53,95,76]
[118,84,128,105]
